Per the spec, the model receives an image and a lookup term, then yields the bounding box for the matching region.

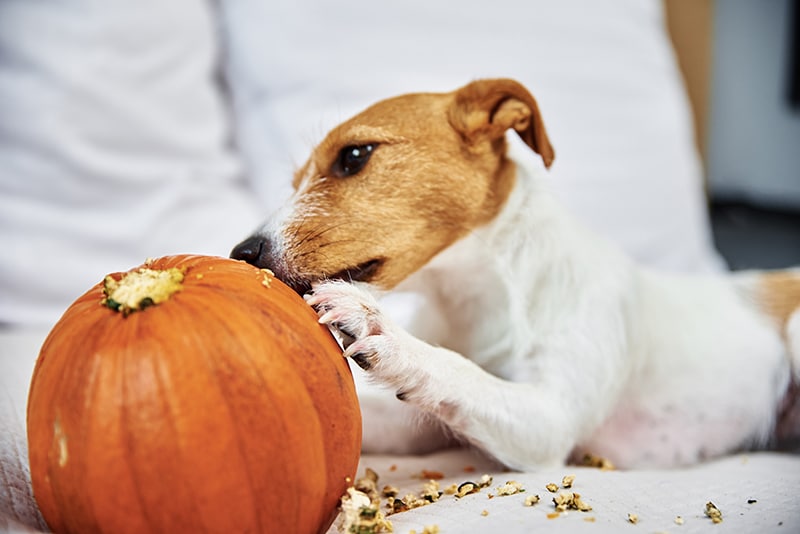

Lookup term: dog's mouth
[327,258,384,285]
[285,258,384,295]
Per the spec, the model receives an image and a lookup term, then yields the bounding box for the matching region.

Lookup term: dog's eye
[331,144,375,178]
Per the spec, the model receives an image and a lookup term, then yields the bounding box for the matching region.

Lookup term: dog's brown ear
[448,78,555,168]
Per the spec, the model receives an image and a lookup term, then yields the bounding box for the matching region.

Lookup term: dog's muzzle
[231,235,314,293]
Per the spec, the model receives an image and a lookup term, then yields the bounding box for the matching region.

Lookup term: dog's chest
[410,266,523,378]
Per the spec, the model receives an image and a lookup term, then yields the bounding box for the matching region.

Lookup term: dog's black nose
[230,235,270,267]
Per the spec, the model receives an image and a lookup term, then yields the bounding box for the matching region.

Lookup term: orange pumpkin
[27,255,361,534]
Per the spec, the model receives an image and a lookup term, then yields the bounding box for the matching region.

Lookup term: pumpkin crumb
[524,494,540,506]
[553,491,592,512]
[581,453,615,471]
[381,485,399,498]
[455,482,478,498]
[420,480,442,503]
[337,487,393,534]
[419,470,444,480]
[495,480,525,496]
[260,268,274,288]
[102,267,185,316]
[705,501,722,523]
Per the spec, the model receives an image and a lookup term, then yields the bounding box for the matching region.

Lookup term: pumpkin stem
[102,267,185,316]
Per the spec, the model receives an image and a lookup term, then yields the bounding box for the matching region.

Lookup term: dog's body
[232,79,800,469]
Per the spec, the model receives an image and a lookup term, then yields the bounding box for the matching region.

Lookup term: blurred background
[668,0,800,269]
[0,0,798,330]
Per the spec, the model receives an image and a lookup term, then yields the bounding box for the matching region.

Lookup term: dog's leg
[307,280,590,469]
[353,379,455,454]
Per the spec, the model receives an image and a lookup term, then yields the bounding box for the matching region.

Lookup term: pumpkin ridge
[189,311,266,533]
[247,303,361,532]
[39,309,108,533]
[119,330,174,533]
[120,330,205,531]
[165,287,321,532]
[73,332,108,533]
[29,317,72,531]
[191,293,323,533]
[146,305,250,532]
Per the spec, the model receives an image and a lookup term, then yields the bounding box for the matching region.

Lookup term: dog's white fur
[234,80,800,470]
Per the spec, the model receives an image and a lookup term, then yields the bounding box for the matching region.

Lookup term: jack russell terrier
[231,78,800,470]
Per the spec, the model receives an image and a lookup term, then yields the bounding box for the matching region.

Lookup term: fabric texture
[0,0,262,328]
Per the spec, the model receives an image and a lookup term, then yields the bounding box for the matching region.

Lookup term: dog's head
[232,78,554,293]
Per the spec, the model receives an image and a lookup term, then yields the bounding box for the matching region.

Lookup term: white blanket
[2,328,799,534]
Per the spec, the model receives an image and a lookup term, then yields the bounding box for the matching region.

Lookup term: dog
[231,78,800,470]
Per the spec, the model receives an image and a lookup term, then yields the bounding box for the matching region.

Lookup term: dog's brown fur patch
[757,271,800,332]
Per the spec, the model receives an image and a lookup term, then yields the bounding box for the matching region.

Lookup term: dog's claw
[332,322,357,350]
[350,351,373,370]
[335,322,358,340]
[317,310,336,325]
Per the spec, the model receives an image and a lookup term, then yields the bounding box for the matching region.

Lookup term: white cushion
[220,0,724,273]
[0,0,262,328]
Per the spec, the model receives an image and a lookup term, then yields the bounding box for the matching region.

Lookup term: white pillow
[0,0,262,328]
[220,0,724,273]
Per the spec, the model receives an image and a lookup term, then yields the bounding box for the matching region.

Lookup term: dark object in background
[789,0,799,109]
[711,201,800,270]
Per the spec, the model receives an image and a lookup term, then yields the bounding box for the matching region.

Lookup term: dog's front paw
[306,280,450,408]
[305,281,396,371]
